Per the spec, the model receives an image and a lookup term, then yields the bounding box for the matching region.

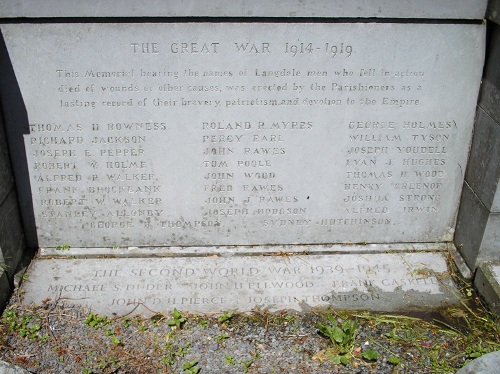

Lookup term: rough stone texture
[478,214,500,263]
[449,243,473,279]
[0,0,487,19]
[0,191,25,276]
[455,183,490,269]
[466,108,500,212]
[0,360,30,374]
[478,23,500,126]
[455,10,500,276]
[477,21,500,214]
[20,252,460,316]
[475,263,500,315]
[488,0,500,25]
[0,107,13,205]
[491,173,500,236]
[493,183,500,213]
[0,23,485,248]
[456,351,500,374]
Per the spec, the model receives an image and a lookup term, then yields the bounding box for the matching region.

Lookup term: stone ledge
[39,242,452,258]
[0,0,487,20]
[475,262,500,315]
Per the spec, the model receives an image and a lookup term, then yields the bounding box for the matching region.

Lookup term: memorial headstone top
[0,0,488,20]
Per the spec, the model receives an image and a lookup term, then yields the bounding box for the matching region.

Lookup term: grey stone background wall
[454,0,500,312]
[455,0,500,271]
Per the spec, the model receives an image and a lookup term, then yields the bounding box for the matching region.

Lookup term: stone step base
[21,248,461,316]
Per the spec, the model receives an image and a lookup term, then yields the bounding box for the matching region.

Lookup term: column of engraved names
[338,117,453,224]
[38,67,169,234]
[200,119,311,228]
[315,65,400,229]
[397,119,452,214]
[317,63,453,230]
[243,120,311,228]
[29,123,86,223]
[201,120,247,228]
[342,119,395,226]
[86,121,164,230]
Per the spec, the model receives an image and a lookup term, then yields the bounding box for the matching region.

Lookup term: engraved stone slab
[20,252,459,315]
[1,23,485,247]
[0,0,488,20]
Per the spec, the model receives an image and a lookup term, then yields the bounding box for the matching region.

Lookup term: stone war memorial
[0,0,498,317]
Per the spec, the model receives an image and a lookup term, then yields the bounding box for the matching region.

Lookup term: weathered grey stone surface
[0,108,14,205]
[0,0,487,19]
[478,24,500,125]
[478,214,500,263]
[449,244,473,279]
[488,0,500,25]
[456,351,500,374]
[455,183,490,269]
[20,252,459,315]
[0,360,31,374]
[493,183,500,213]
[466,108,500,212]
[475,21,500,214]
[454,6,500,277]
[0,23,485,248]
[475,263,500,315]
[0,191,25,274]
